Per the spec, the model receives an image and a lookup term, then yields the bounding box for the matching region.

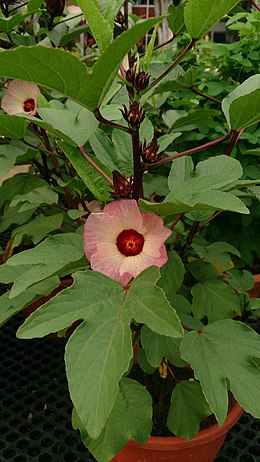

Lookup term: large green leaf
[0,114,26,139]
[74,378,152,462]
[0,46,92,107]
[0,17,163,111]
[184,0,240,39]
[77,0,114,52]
[167,2,187,37]
[191,279,241,322]
[180,320,260,425]
[222,75,260,131]
[167,380,212,439]
[17,267,183,439]
[59,141,112,201]
[192,242,240,271]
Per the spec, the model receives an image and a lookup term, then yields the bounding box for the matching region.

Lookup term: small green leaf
[12,213,64,247]
[180,320,260,425]
[9,186,58,212]
[222,75,260,131]
[158,250,185,298]
[191,280,240,321]
[184,0,241,39]
[0,12,37,33]
[168,3,187,36]
[141,325,185,368]
[192,242,240,271]
[167,381,212,439]
[226,269,255,292]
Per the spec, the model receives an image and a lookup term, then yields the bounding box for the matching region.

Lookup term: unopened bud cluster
[141,138,160,164]
[125,70,150,100]
[113,171,132,198]
[121,101,145,129]
[46,0,65,18]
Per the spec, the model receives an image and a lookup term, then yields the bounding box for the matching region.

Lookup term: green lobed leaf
[180,320,260,425]
[167,380,212,439]
[191,279,241,322]
[222,75,260,131]
[0,46,92,108]
[59,141,112,202]
[17,267,183,439]
[74,377,152,462]
[184,0,241,39]
[0,114,26,139]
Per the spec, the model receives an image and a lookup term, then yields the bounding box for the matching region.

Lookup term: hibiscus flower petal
[103,200,146,234]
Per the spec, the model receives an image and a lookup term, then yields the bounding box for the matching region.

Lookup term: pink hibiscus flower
[83,199,171,285]
[1,80,40,116]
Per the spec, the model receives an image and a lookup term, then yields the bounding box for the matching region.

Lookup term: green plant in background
[0,1,260,461]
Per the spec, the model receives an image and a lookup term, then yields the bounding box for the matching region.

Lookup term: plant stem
[145,132,232,170]
[142,39,196,94]
[190,86,222,104]
[163,359,180,384]
[226,130,241,156]
[94,108,133,134]
[170,213,184,230]
[23,139,54,156]
[124,0,128,29]
[78,146,114,187]
[198,210,223,230]
[252,1,260,12]
[131,129,143,200]
[186,220,200,246]
[153,35,175,52]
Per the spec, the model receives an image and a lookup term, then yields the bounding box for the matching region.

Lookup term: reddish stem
[131,129,143,200]
[170,213,184,230]
[143,39,197,93]
[145,132,232,170]
[190,86,222,104]
[226,130,241,156]
[198,210,223,230]
[252,1,260,12]
[78,146,114,187]
[94,108,132,134]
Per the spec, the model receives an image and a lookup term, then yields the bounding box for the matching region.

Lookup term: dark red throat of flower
[23,98,35,113]
[116,229,144,257]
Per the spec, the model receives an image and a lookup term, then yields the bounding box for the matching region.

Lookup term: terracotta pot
[112,401,243,462]
[249,274,260,298]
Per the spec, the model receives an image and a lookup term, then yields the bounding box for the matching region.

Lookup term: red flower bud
[113,171,132,198]
[141,138,160,163]
[46,0,65,18]
[121,101,146,128]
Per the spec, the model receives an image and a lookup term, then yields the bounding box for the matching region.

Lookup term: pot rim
[128,401,244,450]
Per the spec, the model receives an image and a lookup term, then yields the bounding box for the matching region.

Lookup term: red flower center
[23,98,35,113]
[116,229,144,257]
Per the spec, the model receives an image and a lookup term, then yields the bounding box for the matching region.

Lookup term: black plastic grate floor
[0,315,259,462]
